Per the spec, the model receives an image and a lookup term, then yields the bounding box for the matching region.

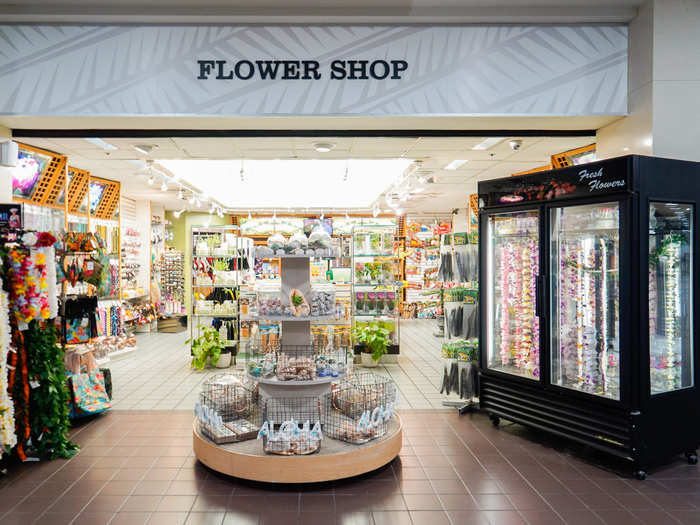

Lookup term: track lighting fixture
[147,174,154,185]
[248,210,252,220]
[160,179,168,192]
[373,207,379,217]
[177,188,185,200]
[173,208,184,218]
[188,194,196,205]
[196,198,202,208]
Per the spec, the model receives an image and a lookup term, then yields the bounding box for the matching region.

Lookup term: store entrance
[8,132,596,411]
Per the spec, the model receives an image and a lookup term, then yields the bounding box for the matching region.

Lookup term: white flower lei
[0,284,17,454]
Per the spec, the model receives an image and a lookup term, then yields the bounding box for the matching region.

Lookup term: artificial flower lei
[0,286,17,455]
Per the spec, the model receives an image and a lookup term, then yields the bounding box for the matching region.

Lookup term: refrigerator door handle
[535,275,545,319]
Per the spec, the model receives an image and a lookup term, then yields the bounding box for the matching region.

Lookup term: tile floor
[1,410,700,525]
[2,318,699,524]
[108,320,450,410]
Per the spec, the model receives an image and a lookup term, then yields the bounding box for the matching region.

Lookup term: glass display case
[352,225,401,354]
[550,202,621,400]
[649,202,694,395]
[479,155,700,479]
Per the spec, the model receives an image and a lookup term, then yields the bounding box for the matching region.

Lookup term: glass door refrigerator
[478,155,699,479]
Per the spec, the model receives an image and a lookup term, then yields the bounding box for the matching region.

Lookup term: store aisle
[107,319,448,411]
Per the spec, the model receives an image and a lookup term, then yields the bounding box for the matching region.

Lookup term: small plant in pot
[187,325,226,370]
[353,322,391,367]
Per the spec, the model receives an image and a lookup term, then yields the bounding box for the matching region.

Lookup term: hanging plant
[26,320,78,459]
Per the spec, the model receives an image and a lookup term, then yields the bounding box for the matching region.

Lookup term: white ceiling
[19,134,595,215]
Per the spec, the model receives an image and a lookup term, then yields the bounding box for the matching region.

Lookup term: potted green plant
[353,322,391,367]
[187,325,226,370]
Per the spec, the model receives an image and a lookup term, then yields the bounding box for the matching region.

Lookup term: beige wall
[598,0,700,162]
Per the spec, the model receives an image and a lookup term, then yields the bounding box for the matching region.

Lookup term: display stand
[194,250,402,483]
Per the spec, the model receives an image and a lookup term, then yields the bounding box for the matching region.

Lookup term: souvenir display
[352,226,401,355]
[160,248,185,315]
[0,287,16,457]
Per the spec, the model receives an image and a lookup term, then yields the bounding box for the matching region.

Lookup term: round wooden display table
[192,415,402,483]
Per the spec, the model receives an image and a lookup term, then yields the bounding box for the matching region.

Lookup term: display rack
[190,226,246,360]
[351,225,401,357]
[160,248,185,315]
[193,235,402,482]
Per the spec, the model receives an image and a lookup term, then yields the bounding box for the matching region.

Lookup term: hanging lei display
[8,325,30,461]
[664,239,681,391]
[0,287,16,456]
[26,320,78,459]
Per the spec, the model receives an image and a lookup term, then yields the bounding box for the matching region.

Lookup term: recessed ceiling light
[84,138,117,151]
[160,180,168,192]
[395,208,403,216]
[472,137,505,150]
[147,175,154,186]
[444,160,469,170]
[314,142,335,153]
[623,147,630,152]
[188,194,196,205]
[372,208,379,217]
[643,137,653,147]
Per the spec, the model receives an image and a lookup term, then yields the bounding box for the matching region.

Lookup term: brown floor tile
[612,493,662,510]
[556,509,606,525]
[166,480,203,495]
[399,480,434,494]
[506,492,551,511]
[465,479,504,494]
[410,510,451,525]
[300,495,334,513]
[100,480,140,496]
[120,495,163,512]
[429,479,468,494]
[221,510,260,525]
[371,510,413,525]
[258,511,297,525]
[518,509,565,525]
[484,510,528,524]
[73,511,116,524]
[153,456,188,469]
[298,511,335,525]
[369,493,408,511]
[438,493,478,510]
[113,469,148,482]
[670,510,700,525]
[542,493,587,512]
[83,468,118,481]
[473,493,514,511]
[147,511,189,525]
[418,455,452,468]
[82,494,128,513]
[402,493,442,511]
[594,509,638,525]
[47,494,93,514]
[0,513,37,525]
[445,510,491,524]
[39,512,78,525]
[156,495,196,512]
[191,494,230,512]
[109,512,151,525]
[184,512,226,525]
[143,469,180,481]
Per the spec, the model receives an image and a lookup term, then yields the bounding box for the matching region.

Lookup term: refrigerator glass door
[649,202,694,394]
[550,202,621,400]
[486,210,540,379]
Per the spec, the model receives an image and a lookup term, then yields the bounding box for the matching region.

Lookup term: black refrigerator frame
[478,155,700,478]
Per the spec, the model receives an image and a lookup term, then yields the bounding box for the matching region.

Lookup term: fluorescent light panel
[157,159,413,209]
[444,159,469,170]
[472,137,505,150]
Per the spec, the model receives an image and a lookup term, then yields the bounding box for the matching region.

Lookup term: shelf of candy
[255,231,338,258]
[194,373,261,444]
[353,230,394,256]
[323,372,397,444]
[258,397,323,455]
